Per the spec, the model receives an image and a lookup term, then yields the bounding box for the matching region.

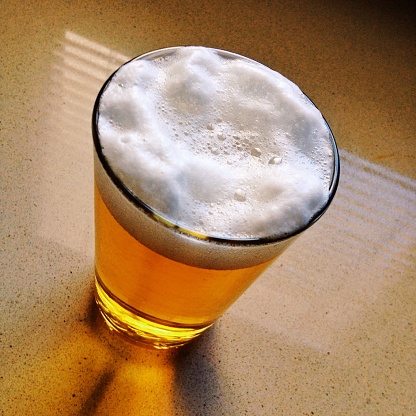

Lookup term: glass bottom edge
[94,274,213,349]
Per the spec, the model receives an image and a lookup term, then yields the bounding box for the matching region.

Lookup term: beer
[94,184,283,346]
[92,47,339,348]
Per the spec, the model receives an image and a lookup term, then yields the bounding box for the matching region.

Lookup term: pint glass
[92,47,340,349]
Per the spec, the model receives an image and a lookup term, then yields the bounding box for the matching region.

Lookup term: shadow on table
[80,289,223,416]
[172,327,225,416]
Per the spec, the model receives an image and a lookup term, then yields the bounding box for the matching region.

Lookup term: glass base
[94,275,213,349]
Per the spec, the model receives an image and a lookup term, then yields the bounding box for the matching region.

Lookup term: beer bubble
[120,136,131,144]
[268,156,282,165]
[251,148,262,157]
[234,189,247,202]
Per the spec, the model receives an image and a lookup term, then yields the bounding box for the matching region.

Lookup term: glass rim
[92,46,340,246]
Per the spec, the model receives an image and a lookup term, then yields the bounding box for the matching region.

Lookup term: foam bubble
[98,47,334,239]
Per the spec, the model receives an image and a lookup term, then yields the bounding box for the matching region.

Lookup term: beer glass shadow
[172,327,225,415]
[87,292,223,415]
[85,293,225,415]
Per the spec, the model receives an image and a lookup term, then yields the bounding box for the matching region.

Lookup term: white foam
[98,47,334,239]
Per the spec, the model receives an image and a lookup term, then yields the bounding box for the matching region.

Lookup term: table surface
[1,1,415,415]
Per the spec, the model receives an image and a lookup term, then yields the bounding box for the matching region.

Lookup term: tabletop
[1,1,415,415]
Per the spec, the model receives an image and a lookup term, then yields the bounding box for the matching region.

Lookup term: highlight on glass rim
[92,46,340,349]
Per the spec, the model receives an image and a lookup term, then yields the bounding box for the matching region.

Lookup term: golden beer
[94,184,283,347]
[92,47,339,348]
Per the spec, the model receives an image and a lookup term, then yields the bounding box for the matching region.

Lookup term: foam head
[96,46,337,241]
